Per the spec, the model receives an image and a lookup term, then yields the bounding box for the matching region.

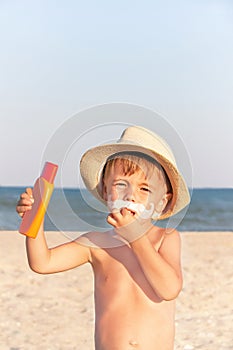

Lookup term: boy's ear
[155,193,172,213]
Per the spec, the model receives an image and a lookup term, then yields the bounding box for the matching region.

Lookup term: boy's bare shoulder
[148,226,180,251]
[164,227,180,237]
[158,227,181,258]
[153,225,180,237]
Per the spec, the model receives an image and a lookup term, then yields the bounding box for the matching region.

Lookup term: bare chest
[92,245,161,303]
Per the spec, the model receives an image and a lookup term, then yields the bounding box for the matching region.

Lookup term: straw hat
[80,125,190,220]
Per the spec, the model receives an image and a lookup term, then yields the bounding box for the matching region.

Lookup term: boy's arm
[107,210,182,301]
[17,188,91,274]
[130,229,182,301]
[26,223,91,274]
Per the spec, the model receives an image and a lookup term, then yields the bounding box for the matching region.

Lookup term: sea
[1,187,233,232]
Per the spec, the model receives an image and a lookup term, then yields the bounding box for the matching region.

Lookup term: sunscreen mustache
[108,199,154,219]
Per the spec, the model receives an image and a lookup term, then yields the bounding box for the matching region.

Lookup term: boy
[16,125,190,349]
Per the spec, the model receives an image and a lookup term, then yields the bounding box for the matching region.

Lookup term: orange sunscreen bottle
[19,162,58,238]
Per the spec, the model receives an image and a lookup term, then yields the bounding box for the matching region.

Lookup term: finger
[16,204,32,216]
[111,208,120,215]
[20,191,34,203]
[121,207,132,215]
[17,198,34,207]
[109,209,122,218]
[26,187,34,200]
[26,187,33,196]
[121,207,135,217]
[106,214,117,227]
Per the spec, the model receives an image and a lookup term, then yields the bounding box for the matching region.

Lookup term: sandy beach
[0,231,232,350]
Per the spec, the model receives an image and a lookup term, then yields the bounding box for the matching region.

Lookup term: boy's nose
[124,187,135,202]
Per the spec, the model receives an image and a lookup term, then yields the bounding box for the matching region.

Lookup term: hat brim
[80,142,190,220]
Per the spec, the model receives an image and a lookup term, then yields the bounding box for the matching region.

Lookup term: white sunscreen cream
[107,199,155,219]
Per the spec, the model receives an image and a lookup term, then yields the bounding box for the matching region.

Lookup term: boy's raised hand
[107,208,153,243]
[16,188,34,218]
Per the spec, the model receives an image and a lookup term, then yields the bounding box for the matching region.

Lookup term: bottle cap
[41,162,58,183]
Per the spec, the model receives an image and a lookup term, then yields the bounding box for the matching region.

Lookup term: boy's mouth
[124,207,136,216]
[107,199,154,219]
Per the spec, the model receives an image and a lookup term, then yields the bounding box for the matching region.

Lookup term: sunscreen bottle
[19,162,58,238]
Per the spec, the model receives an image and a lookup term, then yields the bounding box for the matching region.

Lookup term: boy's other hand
[16,188,34,218]
[107,209,152,243]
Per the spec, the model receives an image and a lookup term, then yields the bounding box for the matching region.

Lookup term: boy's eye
[114,182,127,188]
[141,187,151,193]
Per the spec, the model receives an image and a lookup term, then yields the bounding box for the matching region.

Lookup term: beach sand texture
[0,231,232,350]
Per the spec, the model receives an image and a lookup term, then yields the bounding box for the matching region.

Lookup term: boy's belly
[92,243,176,349]
[94,290,175,350]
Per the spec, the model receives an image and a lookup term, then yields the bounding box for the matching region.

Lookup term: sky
[1,0,233,188]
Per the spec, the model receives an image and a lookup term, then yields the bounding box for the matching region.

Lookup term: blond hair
[102,151,172,194]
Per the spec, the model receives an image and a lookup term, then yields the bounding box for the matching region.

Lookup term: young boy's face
[103,161,168,215]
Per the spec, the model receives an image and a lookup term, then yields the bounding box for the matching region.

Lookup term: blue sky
[1,0,232,187]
